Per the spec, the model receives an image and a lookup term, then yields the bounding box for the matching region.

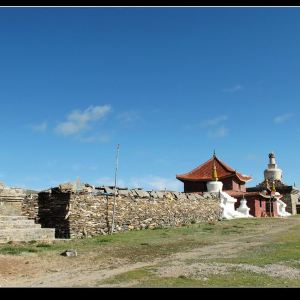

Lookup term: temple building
[247,152,299,215]
[176,152,252,193]
[176,152,292,217]
[204,161,251,219]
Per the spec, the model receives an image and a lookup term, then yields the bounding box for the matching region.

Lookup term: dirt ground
[1,217,300,287]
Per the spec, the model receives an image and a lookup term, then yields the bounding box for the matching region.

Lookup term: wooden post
[110,144,120,235]
[269,196,272,217]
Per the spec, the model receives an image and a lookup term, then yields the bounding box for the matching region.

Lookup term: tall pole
[110,144,120,235]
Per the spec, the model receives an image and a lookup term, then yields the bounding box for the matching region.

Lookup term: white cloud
[76,133,111,143]
[48,179,73,188]
[200,115,229,138]
[93,175,182,191]
[71,163,98,172]
[23,176,41,182]
[273,113,294,124]
[95,177,126,188]
[129,176,182,191]
[55,105,111,136]
[31,122,48,132]
[207,126,228,138]
[117,111,140,123]
[147,177,182,191]
[201,115,228,128]
[223,85,243,93]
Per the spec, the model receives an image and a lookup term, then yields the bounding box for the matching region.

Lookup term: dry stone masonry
[22,184,221,239]
[0,183,55,243]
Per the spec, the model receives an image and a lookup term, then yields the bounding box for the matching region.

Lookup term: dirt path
[1,217,300,287]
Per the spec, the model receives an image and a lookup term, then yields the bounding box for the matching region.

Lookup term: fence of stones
[21,185,222,239]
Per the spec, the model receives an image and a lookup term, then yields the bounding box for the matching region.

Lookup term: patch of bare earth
[1,217,300,287]
[156,262,300,280]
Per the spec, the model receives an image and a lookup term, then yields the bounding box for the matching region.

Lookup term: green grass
[207,222,300,266]
[0,246,40,255]
[100,267,300,287]
[0,217,297,259]
[2,216,300,287]
[97,216,300,287]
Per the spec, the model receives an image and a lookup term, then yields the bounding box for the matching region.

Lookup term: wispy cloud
[223,85,243,93]
[273,113,294,124]
[117,110,140,123]
[76,133,111,143]
[48,178,73,188]
[71,163,98,172]
[94,175,182,191]
[55,105,111,136]
[207,126,228,138]
[200,115,229,138]
[129,176,182,191]
[95,177,126,188]
[31,122,48,132]
[201,115,228,128]
[23,176,41,182]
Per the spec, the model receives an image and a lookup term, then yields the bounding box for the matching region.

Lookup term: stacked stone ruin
[22,183,221,239]
[0,183,55,243]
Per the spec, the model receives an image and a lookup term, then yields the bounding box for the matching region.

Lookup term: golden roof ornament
[271,180,276,192]
[212,162,218,181]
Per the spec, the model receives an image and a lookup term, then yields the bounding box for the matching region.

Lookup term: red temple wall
[235,195,278,217]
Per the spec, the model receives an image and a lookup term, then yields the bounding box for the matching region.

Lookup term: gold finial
[212,162,218,181]
[271,180,276,192]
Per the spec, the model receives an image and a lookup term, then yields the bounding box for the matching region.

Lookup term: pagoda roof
[176,155,252,183]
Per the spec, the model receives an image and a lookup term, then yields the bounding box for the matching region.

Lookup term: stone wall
[22,187,221,239]
[0,183,26,216]
[22,193,39,221]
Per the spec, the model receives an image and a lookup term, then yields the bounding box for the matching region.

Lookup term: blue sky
[0,7,300,191]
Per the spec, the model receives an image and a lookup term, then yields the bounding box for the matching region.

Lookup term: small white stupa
[270,181,291,217]
[206,162,251,219]
[236,194,252,217]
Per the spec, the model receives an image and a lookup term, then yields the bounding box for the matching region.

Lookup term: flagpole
[110,144,120,235]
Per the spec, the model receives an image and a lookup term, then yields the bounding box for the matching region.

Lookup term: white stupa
[236,194,251,217]
[206,164,223,193]
[264,152,283,181]
[273,191,291,217]
[206,162,251,219]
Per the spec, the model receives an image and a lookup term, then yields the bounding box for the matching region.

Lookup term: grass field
[1,216,300,287]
